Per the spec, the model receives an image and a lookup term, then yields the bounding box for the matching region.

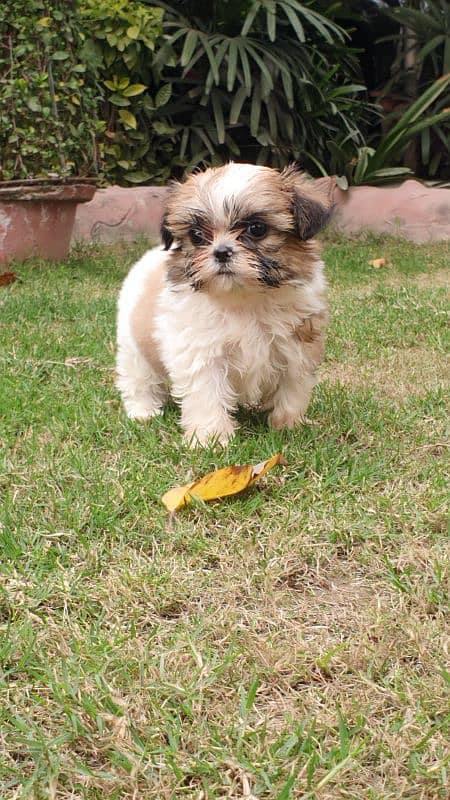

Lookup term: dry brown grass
[323,345,449,400]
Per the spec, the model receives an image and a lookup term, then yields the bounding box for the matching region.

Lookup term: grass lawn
[0,234,448,799]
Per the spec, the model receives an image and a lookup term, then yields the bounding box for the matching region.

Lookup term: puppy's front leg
[174,362,237,446]
[269,370,316,430]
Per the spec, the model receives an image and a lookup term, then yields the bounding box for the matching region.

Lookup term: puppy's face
[162,163,333,294]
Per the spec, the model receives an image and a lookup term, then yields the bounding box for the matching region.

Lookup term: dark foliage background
[0,0,449,184]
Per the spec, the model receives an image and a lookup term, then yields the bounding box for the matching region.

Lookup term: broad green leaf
[245,43,274,94]
[122,84,147,97]
[329,84,367,97]
[388,6,441,33]
[266,7,276,42]
[181,30,198,68]
[292,1,345,43]
[303,149,328,176]
[280,67,294,109]
[201,34,220,86]
[182,47,205,78]
[406,108,450,138]
[108,94,131,107]
[52,51,69,60]
[153,120,176,135]
[186,147,210,170]
[211,91,225,144]
[194,127,216,155]
[237,42,252,96]
[417,35,444,63]
[241,2,261,36]
[364,166,413,184]
[225,131,241,156]
[26,97,41,112]
[227,40,239,92]
[353,147,373,184]
[205,39,228,94]
[155,84,172,108]
[127,26,140,40]
[119,110,137,129]
[229,86,248,125]
[125,171,151,183]
[282,3,305,42]
[179,127,190,159]
[371,167,413,177]
[335,175,349,190]
[250,78,262,137]
[429,150,442,176]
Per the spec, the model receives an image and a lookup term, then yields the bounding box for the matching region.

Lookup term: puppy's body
[116,163,331,444]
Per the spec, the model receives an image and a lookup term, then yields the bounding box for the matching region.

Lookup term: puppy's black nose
[214,243,233,263]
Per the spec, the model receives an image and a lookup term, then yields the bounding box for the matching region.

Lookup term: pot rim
[0,182,97,203]
[0,176,99,188]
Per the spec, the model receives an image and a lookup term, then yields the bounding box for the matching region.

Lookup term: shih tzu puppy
[116,163,332,445]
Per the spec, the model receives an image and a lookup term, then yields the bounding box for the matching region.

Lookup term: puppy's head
[161,163,333,294]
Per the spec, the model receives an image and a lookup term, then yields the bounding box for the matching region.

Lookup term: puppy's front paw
[124,400,163,421]
[183,419,237,448]
[268,408,305,431]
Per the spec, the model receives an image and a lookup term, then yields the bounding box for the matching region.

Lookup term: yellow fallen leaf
[162,453,287,512]
[368,257,387,268]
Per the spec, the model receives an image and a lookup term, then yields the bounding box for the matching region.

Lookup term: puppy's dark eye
[246,221,267,239]
[189,228,205,246]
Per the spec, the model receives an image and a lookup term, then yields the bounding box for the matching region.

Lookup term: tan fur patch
[295,311,327,365]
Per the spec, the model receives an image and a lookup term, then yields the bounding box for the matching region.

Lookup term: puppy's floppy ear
[282,164,335,240]
[160,213,173,250]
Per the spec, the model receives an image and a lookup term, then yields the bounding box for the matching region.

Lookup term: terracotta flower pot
[0,179,96,265]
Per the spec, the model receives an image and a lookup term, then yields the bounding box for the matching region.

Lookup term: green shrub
[149,1,372,176]
[0,0,103,180]
[2,1,447,186]
[79,0,172,184]
[381,0,450,179]
[75,0,372,184]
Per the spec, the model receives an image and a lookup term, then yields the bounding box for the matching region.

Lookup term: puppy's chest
[225,315,292,403]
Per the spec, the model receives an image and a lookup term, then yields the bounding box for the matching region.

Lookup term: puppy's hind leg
[116,342,167,420]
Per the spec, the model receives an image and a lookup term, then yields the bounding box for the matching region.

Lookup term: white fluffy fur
[116,247,169,420]
[117,164,326,443]
[116,246,327,445]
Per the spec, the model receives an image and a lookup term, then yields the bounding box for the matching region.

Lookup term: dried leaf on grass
[0,271,17,286]
[368,257,387,269]
[162,453,287,512]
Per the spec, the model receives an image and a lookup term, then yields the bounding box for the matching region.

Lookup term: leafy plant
[380,0,450,179]
[0,0,103,180]
[79,0,174,184]
[332,73,450,186]
[151,0,371,174]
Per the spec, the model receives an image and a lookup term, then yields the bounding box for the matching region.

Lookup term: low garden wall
[73,180,450,246]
